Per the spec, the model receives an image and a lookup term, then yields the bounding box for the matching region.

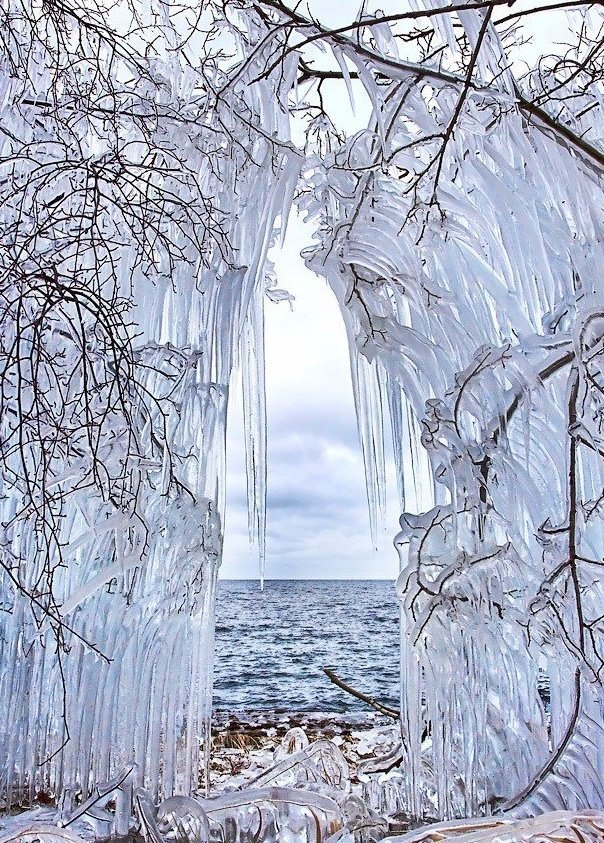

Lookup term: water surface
[213,579,400,712]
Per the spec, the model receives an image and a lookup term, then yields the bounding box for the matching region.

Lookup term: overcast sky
[222,219,402,580]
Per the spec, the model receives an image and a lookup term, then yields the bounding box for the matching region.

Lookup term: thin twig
[322,667,399,719]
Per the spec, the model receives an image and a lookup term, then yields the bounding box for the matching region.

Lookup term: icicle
[386,380,407,514]
[349,352,388,548]
[241,293,268,588]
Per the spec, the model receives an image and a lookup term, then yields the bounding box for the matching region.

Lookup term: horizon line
[219,577,396,581]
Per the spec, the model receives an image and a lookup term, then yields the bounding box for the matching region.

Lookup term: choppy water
[213,579,399,713]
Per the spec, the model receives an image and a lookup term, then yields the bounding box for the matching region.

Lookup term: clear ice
[0,0,299,806]
[1,0,604,837]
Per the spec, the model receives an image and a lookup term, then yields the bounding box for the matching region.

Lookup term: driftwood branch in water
[322,667,399,719]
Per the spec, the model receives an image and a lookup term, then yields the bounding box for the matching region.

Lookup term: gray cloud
[222,231,401,581]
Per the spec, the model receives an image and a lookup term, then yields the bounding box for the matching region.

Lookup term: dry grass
[212,732,267,751]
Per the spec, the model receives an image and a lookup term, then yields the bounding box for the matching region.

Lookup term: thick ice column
[0,0,301,803]
[0,278,235,804]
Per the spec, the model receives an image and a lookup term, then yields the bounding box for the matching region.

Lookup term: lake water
[213,580,400,713]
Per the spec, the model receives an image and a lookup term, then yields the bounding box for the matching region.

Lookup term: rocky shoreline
[208,711,401,793]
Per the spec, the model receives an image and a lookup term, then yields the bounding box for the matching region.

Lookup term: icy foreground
[2,725,604,843]
[2,0,604,838]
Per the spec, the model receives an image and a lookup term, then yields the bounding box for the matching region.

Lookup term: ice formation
[299,5,604,824]
[8,726,604,843]
[2,0,604,838]
[0,0,299,806]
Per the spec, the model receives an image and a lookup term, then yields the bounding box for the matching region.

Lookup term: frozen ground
[208,711,400,794]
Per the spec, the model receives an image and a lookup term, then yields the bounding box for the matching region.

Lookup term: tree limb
[322,667,399,719]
